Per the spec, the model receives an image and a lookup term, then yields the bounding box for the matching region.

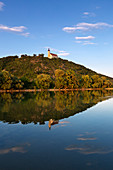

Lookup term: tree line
[35,69,113,89]
[0,69,112,90]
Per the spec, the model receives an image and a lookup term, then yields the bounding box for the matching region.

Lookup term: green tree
[55,69,66,89]
[91,75,103,88]
[65,70,79,89]
[81,75,92,88]
[0,71,12,89]
[35,74,52,89]
[0,70,24,90]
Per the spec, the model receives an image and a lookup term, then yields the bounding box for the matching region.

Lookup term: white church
[48,48,58,59]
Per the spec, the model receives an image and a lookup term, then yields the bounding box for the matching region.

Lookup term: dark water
[0,90,113,170]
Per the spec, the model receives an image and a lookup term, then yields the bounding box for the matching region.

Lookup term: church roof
[50,53,58,56]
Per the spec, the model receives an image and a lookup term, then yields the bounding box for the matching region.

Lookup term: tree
[11,76,24,89]
[0,70,24,90]
[0,71,12,89]
[81,75,92,88]
[91,75,103,88]
[65,70,79,89]
[55,69,66,89]
[35,74,52,89]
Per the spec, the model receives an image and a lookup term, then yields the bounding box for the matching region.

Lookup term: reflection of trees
[55,91,79,111]
[0,90,113,125]
[1,93,12,113]
[0,93,24,113]
[35,92,51,107]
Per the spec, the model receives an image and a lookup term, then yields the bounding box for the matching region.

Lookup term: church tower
[48,48,50,58]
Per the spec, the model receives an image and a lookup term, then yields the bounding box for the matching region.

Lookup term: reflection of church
[48,119,59,130]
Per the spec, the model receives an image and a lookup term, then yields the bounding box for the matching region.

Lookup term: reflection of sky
[77,137,97,141]
[0,143,30,155]
[65,144,113,155]
[65,131,113,155]
[65,98,113,156]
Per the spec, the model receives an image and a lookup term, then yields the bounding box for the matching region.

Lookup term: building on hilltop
[48,48,58,59]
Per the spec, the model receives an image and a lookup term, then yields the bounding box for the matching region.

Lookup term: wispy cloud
[45,47,70,56]
[75,35,95,40]
[58,52,70,56]
[77,22,113,29]
[83,12,89,15]
[75,40,96,45]
[83,41,96,45]
[75,36,96,45]
[75,41,82,44]
[21,32,30,37]
[0,24,30,37]
[0,1,4,11]
[62,27,76,33]
[83,12,96,18]
[63,22,113,33]
[62,26,88,33]
[0,25,26,32]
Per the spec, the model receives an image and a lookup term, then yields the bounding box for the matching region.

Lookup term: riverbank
[0,88,113,93]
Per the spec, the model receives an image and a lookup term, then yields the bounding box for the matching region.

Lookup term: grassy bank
[0,88,113,93]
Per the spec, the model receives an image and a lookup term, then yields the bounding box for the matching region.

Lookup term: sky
[0,0,113,77]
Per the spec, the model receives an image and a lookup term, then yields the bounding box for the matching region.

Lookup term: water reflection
[0,143,30,155]
[65,144,113,155]
[65,130,113,155]
[48,119,59,130]
[0,90,113,125]
[77,137,97,141]
[0,90,113,169]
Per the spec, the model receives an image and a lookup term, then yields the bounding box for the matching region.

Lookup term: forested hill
[0,55,113,89]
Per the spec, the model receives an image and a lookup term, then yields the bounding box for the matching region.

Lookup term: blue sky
[0,0,113,77]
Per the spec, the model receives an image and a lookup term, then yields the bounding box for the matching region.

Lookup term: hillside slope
[0,55,113,83]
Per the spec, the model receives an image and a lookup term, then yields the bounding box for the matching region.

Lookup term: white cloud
[83,12,96,17]
[21,32,30,37]
[63,22,113,33]
[0,25,26,32]
[75,41,82,43]
[0,1,4,11]
[77,22,113,29]
[0,24,30,37]
[75,35,95,40]
[62,27,76,33]
[83,12,89,15]
[75,40,96,45]
[62,26,88,33]
[58,52,70,56]
[75,36,96,45]
[83,41,96,45]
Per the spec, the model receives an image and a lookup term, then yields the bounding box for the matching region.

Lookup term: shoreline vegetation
[0,56,113,91]
[0,88,113,93]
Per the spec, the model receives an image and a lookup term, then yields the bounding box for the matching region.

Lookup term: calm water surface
[0,90,113,170]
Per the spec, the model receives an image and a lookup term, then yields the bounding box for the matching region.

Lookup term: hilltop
[0,55,113,89]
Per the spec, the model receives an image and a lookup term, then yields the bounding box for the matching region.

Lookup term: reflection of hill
[0,90,113,125]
